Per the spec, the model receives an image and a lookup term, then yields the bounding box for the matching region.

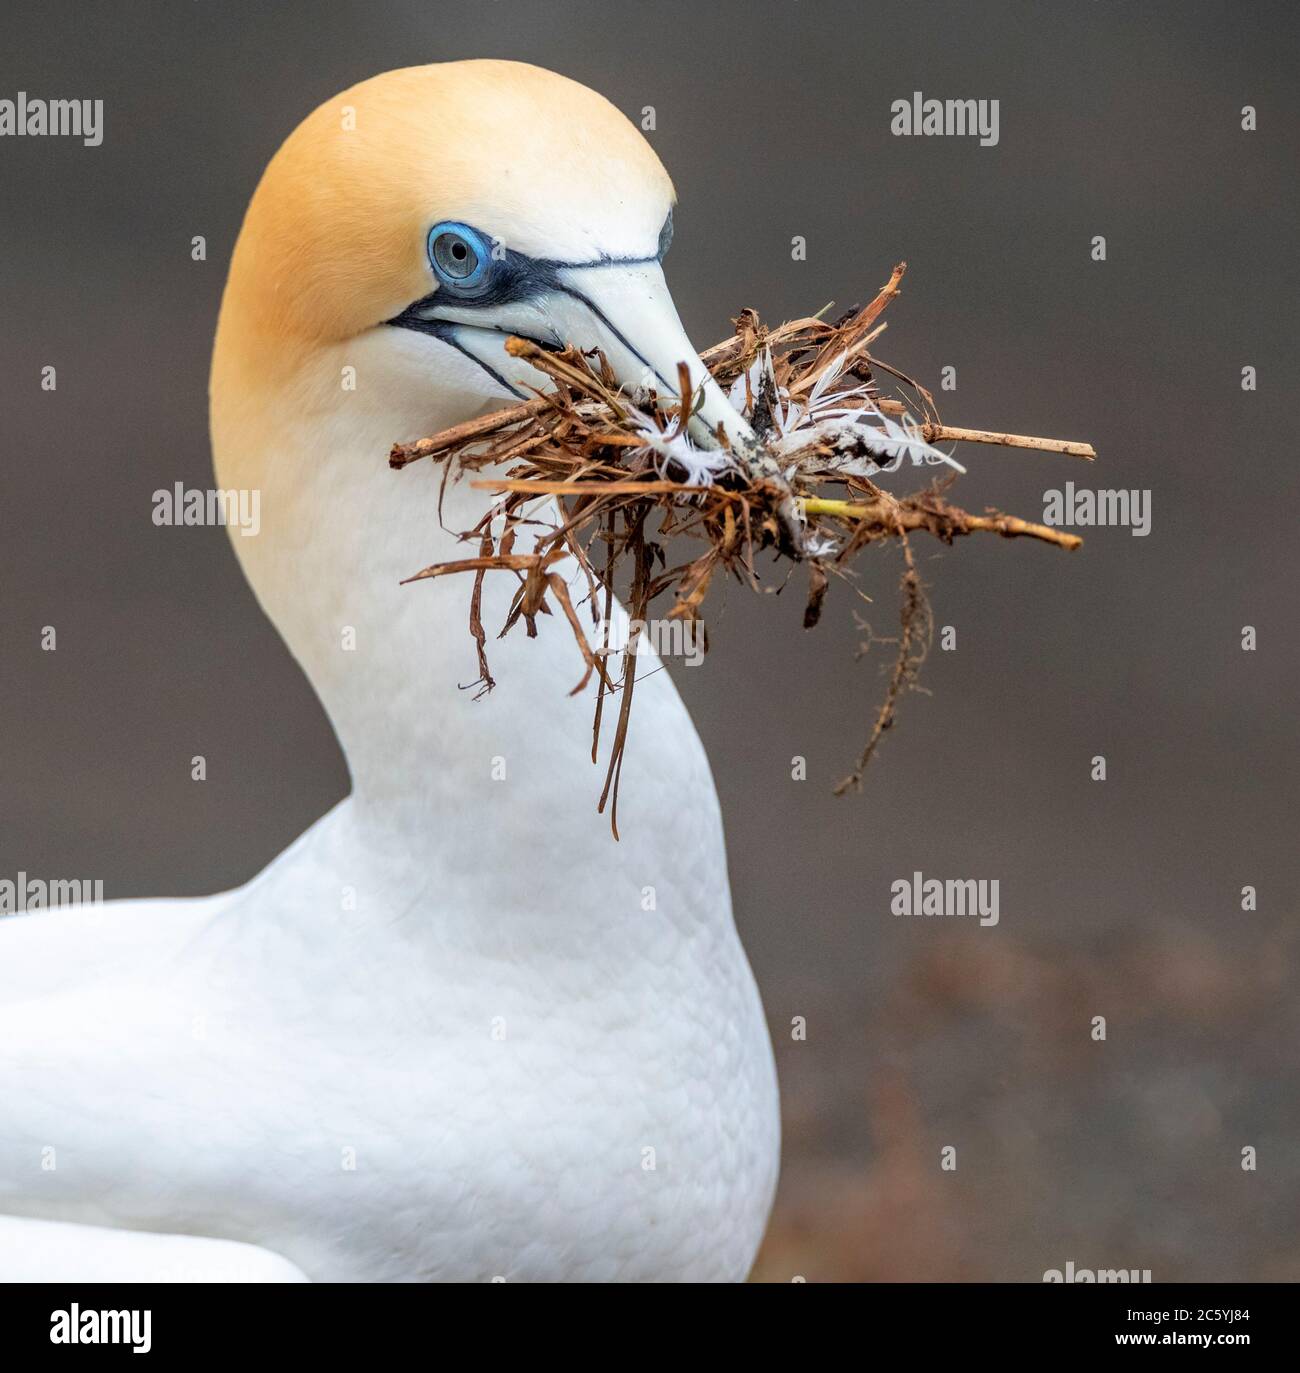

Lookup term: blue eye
[428,222,490,291]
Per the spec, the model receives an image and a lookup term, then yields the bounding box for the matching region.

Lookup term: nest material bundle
[390,263,1094,835]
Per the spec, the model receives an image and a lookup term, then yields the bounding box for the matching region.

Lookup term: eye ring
[428,222,490,291]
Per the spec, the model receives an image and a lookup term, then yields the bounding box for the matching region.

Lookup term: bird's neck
[210,332,722,902]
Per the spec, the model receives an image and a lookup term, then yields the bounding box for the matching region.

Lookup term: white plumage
[0,61,779,1282]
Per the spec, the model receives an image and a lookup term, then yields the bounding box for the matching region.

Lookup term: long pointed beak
[429,262,752,451]
[417,260,810,554]
[546,262,752,450]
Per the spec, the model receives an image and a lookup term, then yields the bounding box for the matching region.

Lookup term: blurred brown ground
[753,916,1297,1281]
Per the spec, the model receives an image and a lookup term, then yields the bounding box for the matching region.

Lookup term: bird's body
[0,61,779,1281]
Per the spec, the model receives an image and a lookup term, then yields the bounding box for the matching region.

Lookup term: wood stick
[389,398,606,468]
[922,424,1096,460]
[471,479,712,497]
[800,497,1082,550]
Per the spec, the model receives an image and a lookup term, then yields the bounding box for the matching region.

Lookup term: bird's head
[214,60,751,454]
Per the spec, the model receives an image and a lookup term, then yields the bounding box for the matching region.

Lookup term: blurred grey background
[2,0,1296,1279]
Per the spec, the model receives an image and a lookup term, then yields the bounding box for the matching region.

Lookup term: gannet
[0,61,779,1282]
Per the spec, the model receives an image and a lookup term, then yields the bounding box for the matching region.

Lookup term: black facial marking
[389,224,667,322]
[546,281,663,387]
[387,225,678,394]
[657,209,674,261]
[394,318,527,400]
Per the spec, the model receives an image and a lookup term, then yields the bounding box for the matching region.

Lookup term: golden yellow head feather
[219,61,675,347]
